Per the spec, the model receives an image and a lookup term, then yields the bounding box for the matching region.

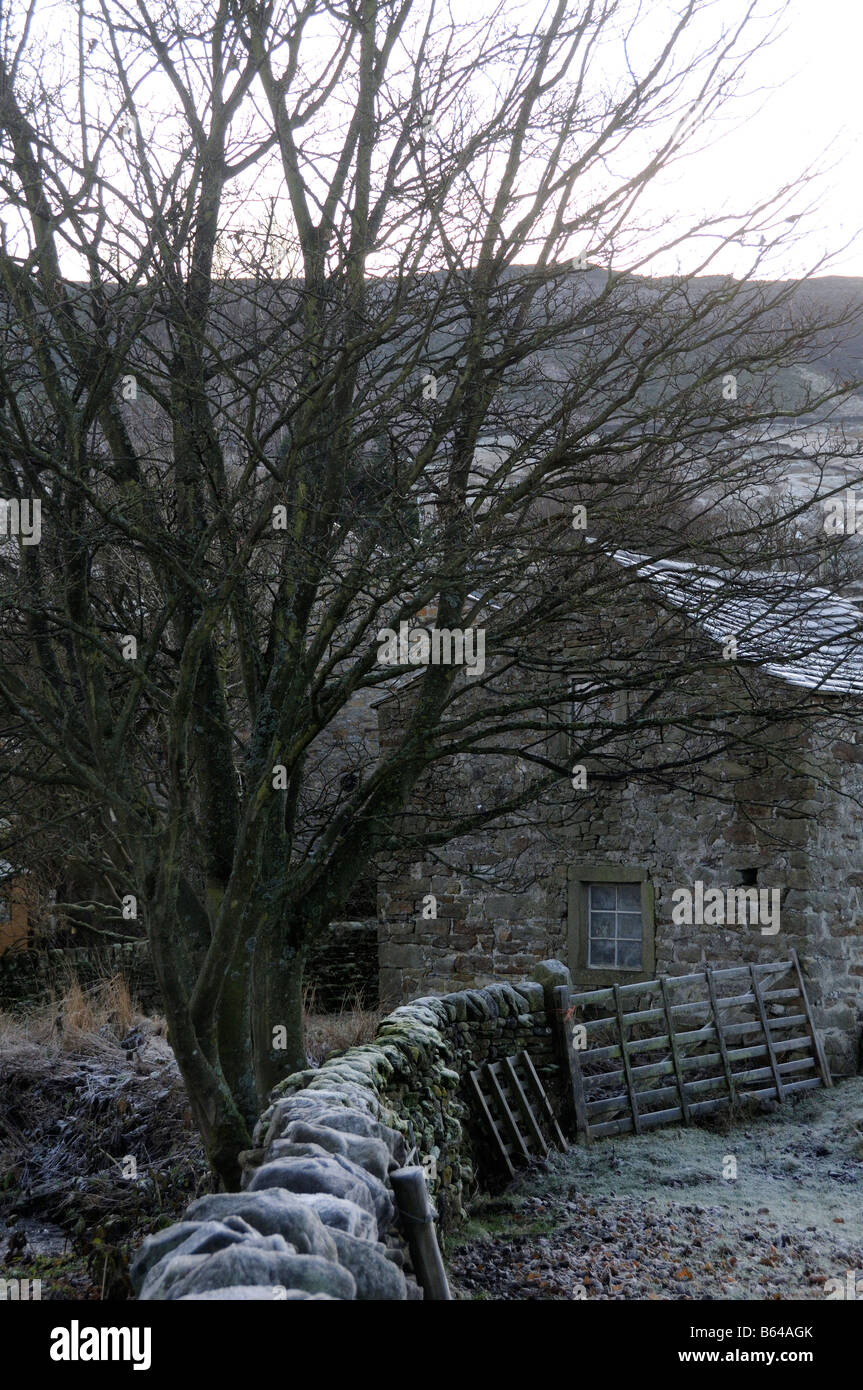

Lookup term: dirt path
[447,1077,863,1300]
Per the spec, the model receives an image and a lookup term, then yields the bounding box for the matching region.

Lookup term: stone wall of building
[0,874,33,957]
[376,667,863,1076]
[131,960,569,1300]
[792,720,863,1074]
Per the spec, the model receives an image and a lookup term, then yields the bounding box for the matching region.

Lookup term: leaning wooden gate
[553,952,832,1142]
[469,1051,569,1178]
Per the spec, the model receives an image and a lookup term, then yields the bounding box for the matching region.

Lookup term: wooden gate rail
[469,1050,568,1176]
[553,952,832,1143]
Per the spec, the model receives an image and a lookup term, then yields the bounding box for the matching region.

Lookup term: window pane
[617,939,643,969]
[616,912,643,940]
[617,882,641,910]
[589,911,616,938]
[589,884,615,911]
[589,937,615,967]
[583,878,648,973]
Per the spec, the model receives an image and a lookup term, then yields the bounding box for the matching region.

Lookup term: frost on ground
[0,985,382,1298]
[447,1077,863,1300]
[0,1018,210,1298]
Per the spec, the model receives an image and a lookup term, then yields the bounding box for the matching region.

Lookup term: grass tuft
[0,969,146,1058]
[303,985,380,1068]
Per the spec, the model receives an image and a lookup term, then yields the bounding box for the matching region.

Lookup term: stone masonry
[131,959,569,1300]
[376,620,863,1077]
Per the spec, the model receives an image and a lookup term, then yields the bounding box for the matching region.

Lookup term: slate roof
[609,548,863,696]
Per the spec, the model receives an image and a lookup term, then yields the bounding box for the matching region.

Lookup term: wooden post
[790,949,833,1089]
[660,976,690,1125]
[705,967,736,1108]
[552,983,590,1142]
[613,982,641,1135]
[749,964,784,1102]
[390,1166,452,1301]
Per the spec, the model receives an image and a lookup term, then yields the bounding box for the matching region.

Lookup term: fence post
[390,1166,452,1301]
[549,983,589,1142]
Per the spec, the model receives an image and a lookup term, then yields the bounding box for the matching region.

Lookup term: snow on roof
[609,547,863,696]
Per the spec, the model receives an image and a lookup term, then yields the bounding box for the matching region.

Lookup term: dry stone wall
[0,921,379,1016]
[131,960,569,1301]
[0,941,162,1013]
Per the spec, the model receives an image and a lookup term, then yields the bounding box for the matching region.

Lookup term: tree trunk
[148,907,252,1189]
[252,922,308,1104]
[161,1006,252,1189]
[185,1074,253,1191]
[215,915,259,1131]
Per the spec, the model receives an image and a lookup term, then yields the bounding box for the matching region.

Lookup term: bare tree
[0,0,860,1184]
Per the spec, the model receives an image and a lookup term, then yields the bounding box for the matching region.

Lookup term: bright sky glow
[628,0,863,279]
[3,0,860,282]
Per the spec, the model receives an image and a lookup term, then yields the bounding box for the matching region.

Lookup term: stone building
[376,550,863,1076]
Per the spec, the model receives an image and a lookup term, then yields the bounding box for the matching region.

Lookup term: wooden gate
[469,1051,568,1178]
[553,952,832,1142]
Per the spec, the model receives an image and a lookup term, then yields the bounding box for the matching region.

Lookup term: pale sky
[639,0,863,280]
[6,0,861,283]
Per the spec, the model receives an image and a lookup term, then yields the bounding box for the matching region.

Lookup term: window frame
[567,863,655,987]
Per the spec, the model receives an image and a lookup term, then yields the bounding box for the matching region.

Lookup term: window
[587,880,643,969]
[568,863,655,985]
